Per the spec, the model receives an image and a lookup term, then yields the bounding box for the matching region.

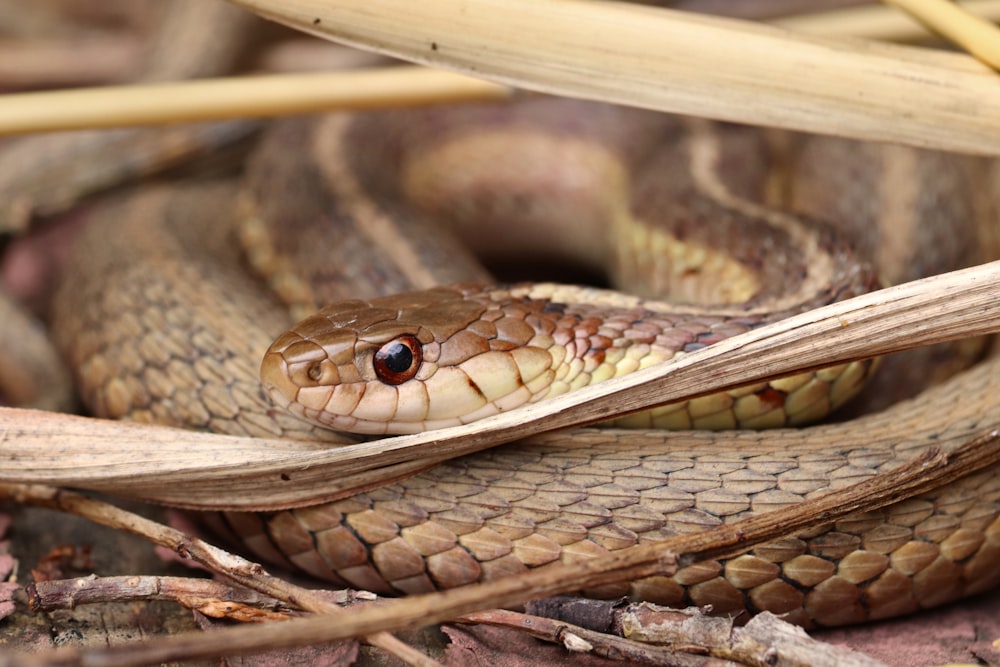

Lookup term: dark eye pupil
[373,334,422,385]
[381,342,413,373]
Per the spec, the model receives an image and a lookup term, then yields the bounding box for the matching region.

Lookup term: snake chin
[273,398,466,436]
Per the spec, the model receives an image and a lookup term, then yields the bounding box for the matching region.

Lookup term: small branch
[28,575,296,622]
[4,429,996,667]
[460,608,738,666]
[619,605,887,667]
[515,600,887,667]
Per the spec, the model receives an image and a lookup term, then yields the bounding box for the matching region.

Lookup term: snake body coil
[53,97,1000,628]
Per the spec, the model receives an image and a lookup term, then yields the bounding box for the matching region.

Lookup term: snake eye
[373,334,422,385]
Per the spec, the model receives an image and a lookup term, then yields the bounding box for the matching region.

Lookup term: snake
[52,96,1000,629]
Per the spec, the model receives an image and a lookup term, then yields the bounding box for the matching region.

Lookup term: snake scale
[53,97,1000,628]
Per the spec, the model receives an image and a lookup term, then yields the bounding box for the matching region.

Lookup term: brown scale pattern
[53,96,1000,628]
[52,185,350,444]
[221,355,1000,628]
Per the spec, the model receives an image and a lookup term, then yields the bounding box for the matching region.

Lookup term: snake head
[260,284,557,435]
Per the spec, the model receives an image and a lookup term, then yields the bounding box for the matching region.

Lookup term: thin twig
[459,608,738,666]
[619,606,888,667]
[465,605,886,667]
[28,575,296,622]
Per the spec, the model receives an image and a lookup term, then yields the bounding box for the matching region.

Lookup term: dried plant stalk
[773,0,1000,42]
[4,2,1000,152]
[229,0,1000,154]
[884,0,1000,69]
[0,68,508,136]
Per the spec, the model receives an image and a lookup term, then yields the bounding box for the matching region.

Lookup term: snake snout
[260,332,309,406]
[260,331,343,408]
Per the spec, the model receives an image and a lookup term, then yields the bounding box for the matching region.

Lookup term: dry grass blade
[228,0,1000,155]
[0,68,508,136]
[3,2,1000,150]
[774,0,1000,41]
[884,0,1000,69]
[0,260,998,509]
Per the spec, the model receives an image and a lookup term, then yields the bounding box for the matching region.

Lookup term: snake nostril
[298,359,340,386]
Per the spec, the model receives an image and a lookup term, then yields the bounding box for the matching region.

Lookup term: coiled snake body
[54,98,1000,628]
